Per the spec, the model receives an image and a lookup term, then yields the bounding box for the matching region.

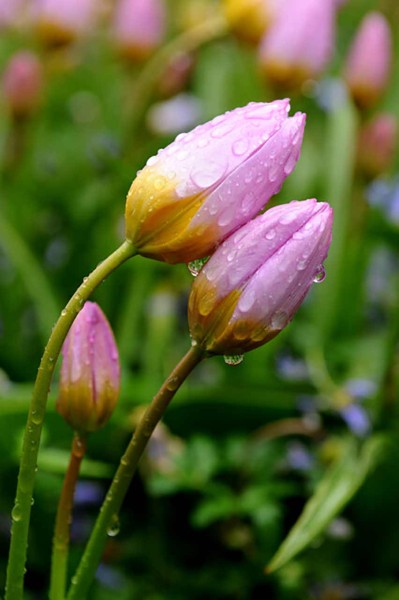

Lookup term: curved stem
[5,240,136,600]
[50,433,88,600]
[124,15,228,138]
[66,345,204,600]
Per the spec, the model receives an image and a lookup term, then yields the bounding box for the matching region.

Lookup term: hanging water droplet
[223,354,244,366]
[12,503,22,522]
[313,265,326,283]
[106,514,120,537]
[187,257,208,277]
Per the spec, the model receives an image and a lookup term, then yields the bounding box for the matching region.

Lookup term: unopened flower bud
[2,51,44,119]
[113,0,166,62]
[357,113,397,179]
[57,302,120,433]
[188,199,333,355]
[33,0,96,47]
[259,0,335,89]
[125,100,305,264]
[344,12,392,110]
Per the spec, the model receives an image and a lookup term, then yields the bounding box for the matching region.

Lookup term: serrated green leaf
[266,436,385,573]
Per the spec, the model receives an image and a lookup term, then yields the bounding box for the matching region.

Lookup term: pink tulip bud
[57,302,120,433]
[259,0,335,88]
[33,0,96,47]
[344,12,392,109]
[125,99,306,264]
[188,199,333,355]
[357,113,397,178]
[113,0,166,62]
[2,51,44,119]
[0,0,25,29]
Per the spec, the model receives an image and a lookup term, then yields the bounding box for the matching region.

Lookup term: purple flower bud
[125,100,305,264]
[113,0,166,62]
[259,0,336,88]
[340,403,371,438]
[344,12,392,109]
[33,0,97,47]
[57,302,120,433]
[188,199,333,355]
[2,51,44,119]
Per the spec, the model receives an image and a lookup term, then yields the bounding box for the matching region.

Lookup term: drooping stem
[50,433,88,600]
[66,345,204,600]
[5,239,136,600]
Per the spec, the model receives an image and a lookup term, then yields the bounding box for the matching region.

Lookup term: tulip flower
[222,0,279,44]
[2,51,43,119]
[57,302,120,433]
[125,99,306,264]
[0,0,24,29]
[343,12,392,109]
[357,113,397,179]
[33,0,96,47]
[113,0,166,62]
[188,199,333,355]
[259,0,335,89]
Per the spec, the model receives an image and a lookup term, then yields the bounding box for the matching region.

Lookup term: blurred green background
[1,0,399,598]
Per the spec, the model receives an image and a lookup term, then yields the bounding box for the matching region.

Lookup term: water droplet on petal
[271,311,288,329]
[107,514,120,537]
[232,139,249,156]
[313,265,326,283]
[187,257,208,276]
[265,229,276,240]
[223,354,244,366]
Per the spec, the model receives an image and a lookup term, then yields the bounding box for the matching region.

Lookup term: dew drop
[265,228,276,240]
[187,257,208,277]
[271,311,288,329]
[166,375,180,391]
[61,309,67,317]
[12,504,22,522]
[106,514,120,537]
[31,411,42,425]
[232,139,249,156]
[313,265,326,283]
[223,354,244,366]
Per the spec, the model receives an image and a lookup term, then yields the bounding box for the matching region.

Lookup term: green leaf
[266,436,384,573]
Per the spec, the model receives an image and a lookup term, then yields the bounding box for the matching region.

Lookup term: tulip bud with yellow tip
[125,99,305,264]
[188,199,333,356]
[57,302,120,433]
[222,0,277,44]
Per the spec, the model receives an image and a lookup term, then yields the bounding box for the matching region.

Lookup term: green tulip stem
[5,239,137,600]
[66,344,205,600]
[50,432,88,600]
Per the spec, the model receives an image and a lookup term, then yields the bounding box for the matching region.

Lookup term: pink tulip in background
[259,0,336,88]
[0,0,25,29]
[357,113,397,178]
[2,51,43,119]
[33,0,96,46]
[57,302,120,433]
[125,100,305,263]
[188,199,333,355]
[113,0,166,61]
[344,12,392,109]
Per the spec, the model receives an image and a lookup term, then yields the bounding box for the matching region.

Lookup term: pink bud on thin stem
[356,113,397,179]
[113,0,166,62]
[57,302,120,434]
[188,199,333,356]
[125,99,306,264]
[2,51,44,120]
[344,12,392,110]
[259,0,336,89]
